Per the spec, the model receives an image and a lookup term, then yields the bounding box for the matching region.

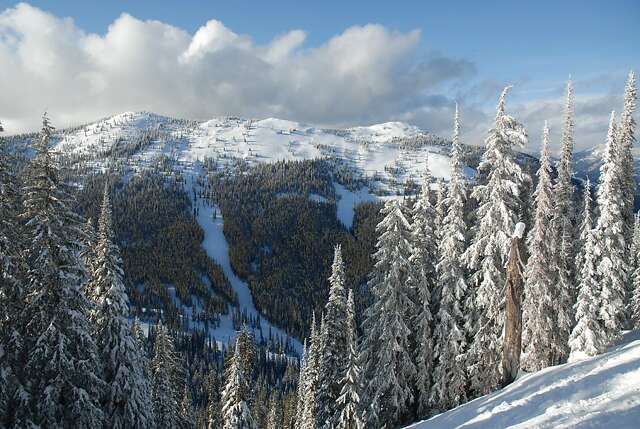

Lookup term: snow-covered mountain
[50,111,467,194]
[405,331,640,429]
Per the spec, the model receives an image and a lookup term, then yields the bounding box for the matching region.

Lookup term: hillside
[405,331,640,429]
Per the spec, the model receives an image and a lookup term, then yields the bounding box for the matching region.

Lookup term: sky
[0,1,638,152]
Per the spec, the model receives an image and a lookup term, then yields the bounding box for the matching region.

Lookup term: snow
[405,331,640,429]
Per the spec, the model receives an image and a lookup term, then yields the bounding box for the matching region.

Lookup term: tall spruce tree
[180,385,196,429]
[594,112,629,343]
[316,244,349,428]
[618,71,637,248]
[221,339,257,429]
[549,80,577,364]
[361,199,417,427]
[20,113,105,428]
[431,104,469,413]
[89,187,154,428]
[206,372,222,429]
[464,87,529,395]
[151,321,181,428]
[295,340,308,427]
[521,123,556,371]
[335,290,364,429]
[409,165,437,418]
[300,314,320,429]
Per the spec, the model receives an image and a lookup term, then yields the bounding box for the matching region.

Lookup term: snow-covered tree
[549,80,577,365]
[0,120,27,427]
[335,290,364,429]
[594,112,629,342]
[19,113,105,428]
[222,339,257,429]
[299,314,320,429]
[521,123,556,371]
[409,165,437,418]
[631,260,640,329]
[180,385,196,429]
[617,71,637,244]
[464,87,529,395]
[576,178,594,285]
[435,176,447,237]
[361,198,417,427]
[206,372,221,429]
[316,244,349,428]
[89,187,154,428]
[569,221,606,362]
[430,105,469,413]
[266,392,283,429]
[151,321,181,428]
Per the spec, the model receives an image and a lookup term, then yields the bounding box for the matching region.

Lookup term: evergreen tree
[435,176,447,237]
[569,221,606,362]
[300,315,320,429]
[410,165,437,418]
[89,187,154,428]
[221,339,257,429]
[431,105,469,412]
[521,123,556,371]
[151,321,181,428]
[266,392,283,429]
[361,199,417,427]
[594,112,629,342]
[294,340,308,427]
[20,113,105,428]
[617,71,637,248]
[80,218,97,283]
[549,80,577,364]
[575,178,594,285]
[0,119,27,427]
[335,290,364,429]
[631,259,640,329]
[180,385,196,429]
[206,372,222,429]
[464,87,529,395]
[316,244,349,428]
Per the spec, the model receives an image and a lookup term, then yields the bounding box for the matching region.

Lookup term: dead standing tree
[502,222,526,387]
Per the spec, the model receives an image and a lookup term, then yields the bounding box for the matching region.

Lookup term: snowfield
[405,331,640,429]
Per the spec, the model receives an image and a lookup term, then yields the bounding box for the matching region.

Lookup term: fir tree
[464,87,529,395]
[361,199,417,427]
[410,165,437,418]
[549,80,577,364]
[316,244,349,428]
[20,113,105,428]
[431,104,469,412]
[335,290,364,429]
[300,315,320,429]
[0,119,27,427]
[206,372,222,429]
[569,222,606,362]
[221,339,257,429]
[180,385,196,429]
[631,261,640,329]
[521,123,556,371]
[151,321,181,428]
[90,186,154,428]
[594,112,629,342]
[617,71,637,248]
[575,178,594,286]
[435,176,447,237]
[294,340,308,427]
[266,392,283,429]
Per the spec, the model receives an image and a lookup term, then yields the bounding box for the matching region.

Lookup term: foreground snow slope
[406,331,640,429]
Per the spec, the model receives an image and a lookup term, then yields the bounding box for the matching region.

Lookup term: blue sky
[0,1,637,150]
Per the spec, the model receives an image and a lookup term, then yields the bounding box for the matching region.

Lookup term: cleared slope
[406,331,640,429]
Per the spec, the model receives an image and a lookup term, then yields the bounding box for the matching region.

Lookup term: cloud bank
[0,3,633,151]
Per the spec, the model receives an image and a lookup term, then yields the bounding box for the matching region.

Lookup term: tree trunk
[502,224,525,387]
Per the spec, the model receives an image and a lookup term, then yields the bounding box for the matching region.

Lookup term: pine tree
[617,71,637,248]
[300,315,320,429]
[221,339,257,429]
[594,112,629,342]
[361,199,417,427]
[206,372,222,429]
[335,290,364,429]
[294,340,308,427]
[431,104,469,412]
[80,218,97,283]
[435,177,447,237]
[266,392,283,429]
[569,221,606,362]
[521,123,556,371]
[549,80,577,364]
[631,260,640,329]
[89,186,154,428]
[19,113,105,428]
[410,165,437,418]
[575,178,594,286]
[151,321,181,428]
[316,244,349,428]
[0,119,27,427]
[464,87,529,395]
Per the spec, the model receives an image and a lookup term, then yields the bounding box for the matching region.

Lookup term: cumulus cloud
[0,3,633,152]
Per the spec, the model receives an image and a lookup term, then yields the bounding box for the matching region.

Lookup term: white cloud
[0,3,632,152]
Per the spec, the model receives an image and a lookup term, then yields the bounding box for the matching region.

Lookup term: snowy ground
[405,331,640,429]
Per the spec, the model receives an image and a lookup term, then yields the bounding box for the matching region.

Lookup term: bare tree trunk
[502,223,525,387]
